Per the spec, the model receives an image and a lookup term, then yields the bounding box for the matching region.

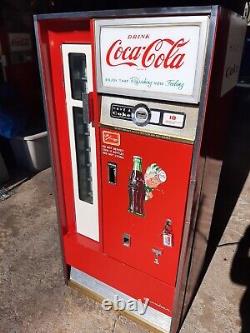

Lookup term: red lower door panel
[100,128,193,286]
[64,233,175,315]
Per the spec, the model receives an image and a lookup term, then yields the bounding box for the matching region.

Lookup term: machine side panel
[34,21,68,235]
[170,7,220,333]
[177,8,246,328]
[34,20,71,281]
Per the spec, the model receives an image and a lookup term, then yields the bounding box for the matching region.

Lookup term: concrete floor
[0,167,249,333]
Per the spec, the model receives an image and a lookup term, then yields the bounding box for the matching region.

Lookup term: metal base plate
[70,267,172,333]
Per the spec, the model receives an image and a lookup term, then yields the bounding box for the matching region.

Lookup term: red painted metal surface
[100,129,193,286]
[37,19,103,249]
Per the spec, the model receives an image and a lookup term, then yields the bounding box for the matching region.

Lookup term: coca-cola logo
[103,131,120,146]
[11,37,30,47]
[106,37,189,69]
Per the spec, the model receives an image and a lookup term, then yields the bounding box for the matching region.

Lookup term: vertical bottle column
[62,44,99,242]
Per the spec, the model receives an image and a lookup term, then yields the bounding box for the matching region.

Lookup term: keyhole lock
[162,219,173,247]
[152,248,162,265]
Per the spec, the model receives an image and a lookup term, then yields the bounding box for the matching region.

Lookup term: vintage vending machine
[34,6,246,333]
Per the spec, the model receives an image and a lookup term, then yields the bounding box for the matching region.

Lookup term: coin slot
[108,162,117,184]
[122,233,131,247]
[136,110,147,119]
[132,104,151,126]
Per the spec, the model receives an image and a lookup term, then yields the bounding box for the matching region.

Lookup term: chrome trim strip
[34,6,213,21]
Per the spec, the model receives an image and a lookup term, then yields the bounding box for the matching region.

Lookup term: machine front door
[101,128,193,286]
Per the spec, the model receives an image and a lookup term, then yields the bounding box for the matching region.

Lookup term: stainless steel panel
[101,95,199,142]
[70,267,172,333]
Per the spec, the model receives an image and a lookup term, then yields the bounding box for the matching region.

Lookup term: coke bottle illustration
[128,156,145,216]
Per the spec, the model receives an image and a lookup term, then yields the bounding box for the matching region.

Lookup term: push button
[150,111,161,124]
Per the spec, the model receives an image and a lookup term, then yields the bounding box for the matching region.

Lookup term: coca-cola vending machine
[34,6,246,333]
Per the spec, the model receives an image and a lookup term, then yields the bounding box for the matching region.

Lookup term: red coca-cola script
[106,38,189,69]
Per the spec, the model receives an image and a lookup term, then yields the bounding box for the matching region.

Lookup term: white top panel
[95,16,209,104]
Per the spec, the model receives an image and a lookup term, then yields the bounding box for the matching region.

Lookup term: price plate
[162,112,186,128]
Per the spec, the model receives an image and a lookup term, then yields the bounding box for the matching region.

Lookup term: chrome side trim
[34,6,213,21]
[70,267,172,333]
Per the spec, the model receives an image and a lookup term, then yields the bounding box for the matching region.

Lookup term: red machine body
[34,7,246,332]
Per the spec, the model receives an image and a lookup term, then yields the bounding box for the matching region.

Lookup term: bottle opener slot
[122,233,131,247]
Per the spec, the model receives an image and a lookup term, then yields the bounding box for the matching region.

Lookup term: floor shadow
[199,85,250,333]
[205,86,250,263]
[230,225,250,333]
